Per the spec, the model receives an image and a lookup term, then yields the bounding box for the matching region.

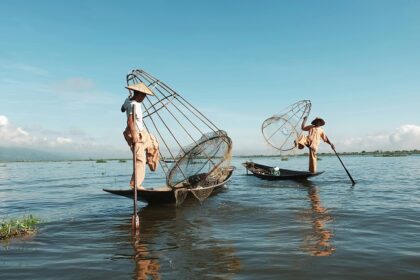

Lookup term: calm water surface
[1,156,420,279]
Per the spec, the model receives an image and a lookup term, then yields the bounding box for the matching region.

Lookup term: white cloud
[336,124,420,152]
[17,127,29,136]
[0,114,74,147]
[0,115,9,126]
[0,115,32,144]
[0,115,128,158]
[390,124,420,145]
[56,137,73,144]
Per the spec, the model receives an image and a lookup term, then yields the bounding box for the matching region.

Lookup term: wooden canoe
[242,161,323,181]
[103,167,235,204]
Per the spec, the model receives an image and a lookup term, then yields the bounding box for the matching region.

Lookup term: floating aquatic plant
[0,215,39,240]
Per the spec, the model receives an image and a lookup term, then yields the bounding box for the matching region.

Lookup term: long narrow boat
[103,167,235,204]
[242,161,323,181]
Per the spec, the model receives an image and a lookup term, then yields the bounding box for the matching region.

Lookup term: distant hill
[0,146,130,162]
[0,146,67,162]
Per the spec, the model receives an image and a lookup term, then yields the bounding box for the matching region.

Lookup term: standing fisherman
[122,83,159,189]
[296,117,334,173]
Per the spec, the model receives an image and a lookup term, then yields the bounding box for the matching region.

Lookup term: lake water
[1,155,420,279]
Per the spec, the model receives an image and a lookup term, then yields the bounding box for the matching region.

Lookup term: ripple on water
[1,156,420,279]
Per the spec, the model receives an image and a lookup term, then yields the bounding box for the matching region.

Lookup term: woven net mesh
[190,163,233,202]
[168,130,232,188]
[261,100,311,156]
[174,188,189,206]
[170,131,232,204]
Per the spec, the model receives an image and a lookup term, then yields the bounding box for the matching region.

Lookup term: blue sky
[1,0,419,157]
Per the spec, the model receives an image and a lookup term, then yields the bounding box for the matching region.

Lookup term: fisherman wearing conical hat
[122,82,159,189]
[296,117,334,173]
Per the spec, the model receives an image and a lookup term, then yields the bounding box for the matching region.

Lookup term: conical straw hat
[125,82,154,95]
[311,117,325,126]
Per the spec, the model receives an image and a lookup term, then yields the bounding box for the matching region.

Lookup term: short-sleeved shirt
[307,127,328,151]
[123,98,143,132]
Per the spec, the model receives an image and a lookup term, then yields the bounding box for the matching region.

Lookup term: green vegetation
[317,149,419,157]
[0,215,39,240]
[96,159,107,163]
[118,159,127,163]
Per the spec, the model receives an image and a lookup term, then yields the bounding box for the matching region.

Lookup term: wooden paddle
[330,144,356,185]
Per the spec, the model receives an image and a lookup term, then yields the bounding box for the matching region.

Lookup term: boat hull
[242,161,323,181]
[103,167,234,204]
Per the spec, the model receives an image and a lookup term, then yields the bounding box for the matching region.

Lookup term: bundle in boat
[126,69,233,205]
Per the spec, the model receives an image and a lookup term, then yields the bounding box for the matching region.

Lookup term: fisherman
[122,82,159,189]
[296,117,334,173]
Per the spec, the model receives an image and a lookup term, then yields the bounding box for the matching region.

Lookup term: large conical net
[261,100,311,155]
[168,130,232,188]
[126,69,233,204]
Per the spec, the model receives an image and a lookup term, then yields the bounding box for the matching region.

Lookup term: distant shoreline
[236,149,420,158]
[0,149,418,163]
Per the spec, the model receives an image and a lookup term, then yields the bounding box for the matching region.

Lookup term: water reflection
[131,233,161,280]
[300,180,335,256]
[129,201,241,279]
[130,205,175,280]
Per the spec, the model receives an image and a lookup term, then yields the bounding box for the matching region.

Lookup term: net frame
[126,69,233,190]
[261,100,311,153]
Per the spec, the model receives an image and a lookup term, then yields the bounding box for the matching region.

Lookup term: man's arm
[128,105,140,143]
[321,131,335,149]
[301,116,314,131]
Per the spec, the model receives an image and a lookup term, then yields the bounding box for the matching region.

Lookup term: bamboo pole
[132,104,139,231]
[331,145,356,186]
